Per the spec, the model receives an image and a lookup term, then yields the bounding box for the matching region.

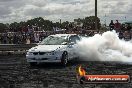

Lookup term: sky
[0,0,132,25]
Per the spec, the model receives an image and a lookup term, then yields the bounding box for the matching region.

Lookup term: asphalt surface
[0,55,132,88]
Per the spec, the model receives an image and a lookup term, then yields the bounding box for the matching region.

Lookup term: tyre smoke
[76,31,132,63]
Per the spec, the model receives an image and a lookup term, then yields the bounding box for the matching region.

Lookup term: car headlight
[27,52,33,55]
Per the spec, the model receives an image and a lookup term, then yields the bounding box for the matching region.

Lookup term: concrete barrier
[0,44,37,55]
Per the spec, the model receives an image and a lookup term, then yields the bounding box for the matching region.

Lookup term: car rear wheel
[61,52,68,66]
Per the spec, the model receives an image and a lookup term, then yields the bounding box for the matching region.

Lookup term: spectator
[109,20,115,31]
[123,31,131,41]
[8,33,12,44]
[28,26,33,35]
[30,34,34,43]
[13,34,18,44]
[22,26,28,34]
[121,24,126,32]
[26,36,31,44]
[118,31,123,39]
[3,33,8,44]
[126,24,131,32]
[34,32,40,43]
[114,20,121,32]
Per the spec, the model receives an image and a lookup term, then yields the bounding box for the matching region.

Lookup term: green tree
[0,23,7,32]
[74,16,101,30]
[9,22,20,32]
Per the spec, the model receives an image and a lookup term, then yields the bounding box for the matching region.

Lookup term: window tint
[69,35,80,43]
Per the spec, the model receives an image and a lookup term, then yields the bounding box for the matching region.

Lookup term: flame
[78,65,86,76]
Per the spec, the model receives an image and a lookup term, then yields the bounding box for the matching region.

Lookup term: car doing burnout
[26,34,81,66]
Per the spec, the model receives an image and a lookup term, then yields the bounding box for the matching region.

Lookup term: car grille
[41,58,48,60]
[39,52,46,55]
[33,52,39,55]
[33,52,46,55]
[30,58,48,60]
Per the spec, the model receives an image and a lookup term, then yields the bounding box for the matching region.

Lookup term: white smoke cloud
[76,31,132,63]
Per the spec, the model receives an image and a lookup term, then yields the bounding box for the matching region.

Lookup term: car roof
[50,34,77,37]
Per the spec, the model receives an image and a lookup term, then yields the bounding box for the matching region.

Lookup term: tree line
[0,16,101,32]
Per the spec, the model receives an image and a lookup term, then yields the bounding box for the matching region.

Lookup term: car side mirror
[61,42,68,45]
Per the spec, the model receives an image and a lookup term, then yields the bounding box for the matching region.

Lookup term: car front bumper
[26,54,62,63]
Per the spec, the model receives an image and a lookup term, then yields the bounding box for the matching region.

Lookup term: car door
[68,35,80,59]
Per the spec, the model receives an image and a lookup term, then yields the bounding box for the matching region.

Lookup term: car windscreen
[40,36,67,45]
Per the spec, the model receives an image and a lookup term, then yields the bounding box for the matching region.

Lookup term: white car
[26,34,81,66]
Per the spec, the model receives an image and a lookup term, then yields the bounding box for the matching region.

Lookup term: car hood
[29,45,67,52]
